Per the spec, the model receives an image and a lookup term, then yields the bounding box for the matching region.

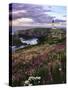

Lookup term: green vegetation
[12,35,22,46]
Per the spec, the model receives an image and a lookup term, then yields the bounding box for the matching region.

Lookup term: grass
[11,28,66,86]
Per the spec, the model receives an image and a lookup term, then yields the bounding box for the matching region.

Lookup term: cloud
[9,10,28,20]
[45,12,66,20]
[55,15,66,20]
[12,18,34,26]
[12,10,27,14]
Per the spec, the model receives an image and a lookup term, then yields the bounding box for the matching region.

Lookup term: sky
[9,3,66,27]
[45,6,66,20]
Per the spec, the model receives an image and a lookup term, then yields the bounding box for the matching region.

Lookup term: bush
[51,61,63,83]
[33,65,49,84]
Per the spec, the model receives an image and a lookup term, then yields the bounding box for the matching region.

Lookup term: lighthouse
[52,19,56,29]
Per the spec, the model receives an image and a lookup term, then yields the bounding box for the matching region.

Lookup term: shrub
[51,61,63,83]
[33,65,49,84]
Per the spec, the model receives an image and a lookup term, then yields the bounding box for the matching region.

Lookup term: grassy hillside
[11,28,66,86]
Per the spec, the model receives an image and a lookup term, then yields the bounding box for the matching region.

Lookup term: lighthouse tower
[52,19,56,29]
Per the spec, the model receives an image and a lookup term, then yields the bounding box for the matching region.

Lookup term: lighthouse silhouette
[52,19,56,29]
